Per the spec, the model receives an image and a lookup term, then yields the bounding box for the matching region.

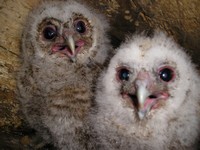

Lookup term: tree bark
[0,0,199,148]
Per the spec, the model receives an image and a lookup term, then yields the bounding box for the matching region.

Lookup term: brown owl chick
[17,0,111,149]
[89,32,200,149]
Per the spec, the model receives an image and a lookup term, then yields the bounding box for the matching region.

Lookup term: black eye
[43,27,57,40]
[75,21,86,34]
[159,68,174,82]
[118,68,130,81]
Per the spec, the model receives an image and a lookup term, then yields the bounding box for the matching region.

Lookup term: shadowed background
[0,0,199,148]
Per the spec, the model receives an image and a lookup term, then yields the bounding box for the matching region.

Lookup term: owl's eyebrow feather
[42,18,62,26]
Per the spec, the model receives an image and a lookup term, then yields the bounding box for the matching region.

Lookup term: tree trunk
[0,0,199,148]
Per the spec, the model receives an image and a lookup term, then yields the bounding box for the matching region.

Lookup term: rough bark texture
[0,0,199,148]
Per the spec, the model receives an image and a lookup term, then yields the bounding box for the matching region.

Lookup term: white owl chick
[90,32,200,149]
[17,0,111,149]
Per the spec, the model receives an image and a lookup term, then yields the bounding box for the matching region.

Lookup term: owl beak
[135,79,169,120]
[67,35,76,62]
[135,80,151,119]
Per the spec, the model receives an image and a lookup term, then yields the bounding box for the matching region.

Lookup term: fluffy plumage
[17,0,110,149]
[89,32,200,149]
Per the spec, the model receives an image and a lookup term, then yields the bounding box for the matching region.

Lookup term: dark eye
[75,20,86,34]
[159,67,174,82]
[43,27,57,40]
[118,68,130,81]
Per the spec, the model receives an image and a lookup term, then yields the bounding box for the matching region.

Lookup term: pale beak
[135,80,150,119]
[67,35,76,62]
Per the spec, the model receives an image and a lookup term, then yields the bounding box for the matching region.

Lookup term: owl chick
[17,0,111,149]
[89,32,200,149]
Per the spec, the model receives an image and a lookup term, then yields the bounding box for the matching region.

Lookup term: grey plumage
[89,32,200,149]
[17,0,111,149]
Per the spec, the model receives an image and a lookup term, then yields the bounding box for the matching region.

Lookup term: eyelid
[44,24,57,30]
[157,65,174,73]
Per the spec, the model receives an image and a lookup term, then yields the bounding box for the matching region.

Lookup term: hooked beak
[134,79,169,120]
[67,35,76,62]
[135,80,151,119]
